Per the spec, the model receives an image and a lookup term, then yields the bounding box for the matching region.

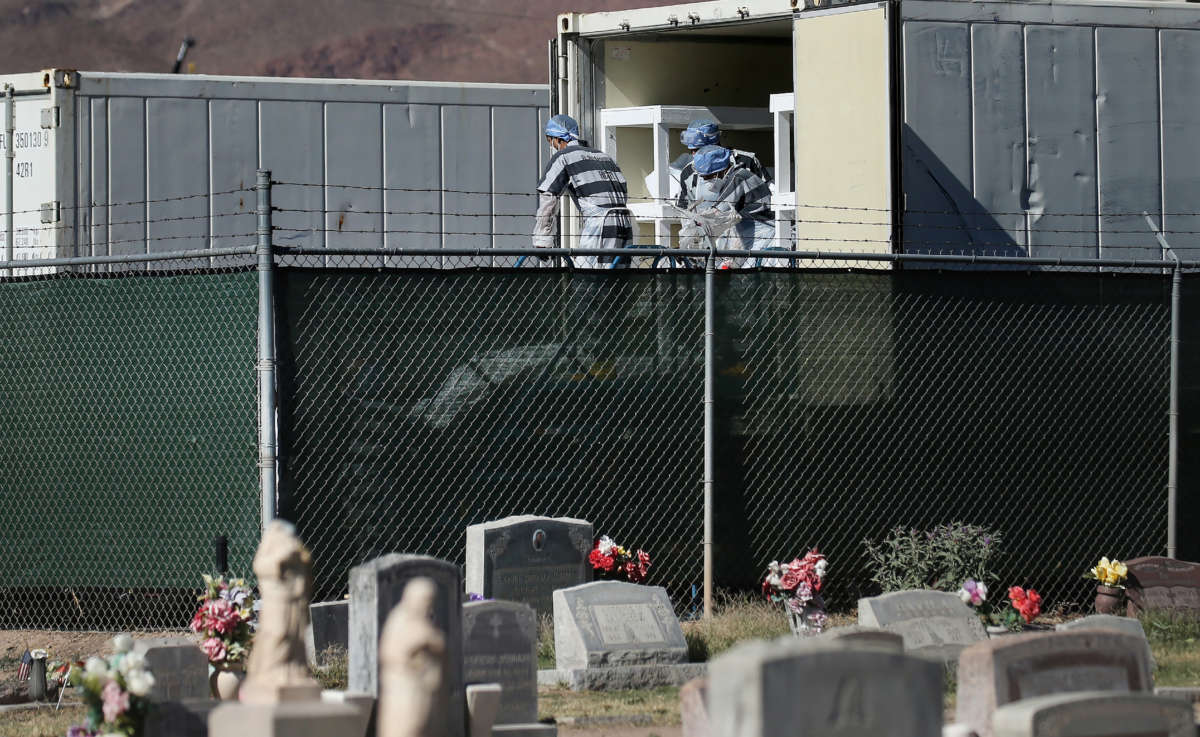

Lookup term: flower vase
[1094,585,1125,615]
[209,662,245,700]
[785,597,826,636]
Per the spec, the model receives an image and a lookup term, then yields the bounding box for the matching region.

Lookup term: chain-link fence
[0,176,1197,629]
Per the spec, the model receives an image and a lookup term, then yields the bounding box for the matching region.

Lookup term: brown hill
[0,0,677,83]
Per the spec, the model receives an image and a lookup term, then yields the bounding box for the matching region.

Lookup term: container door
[793,3,894,255]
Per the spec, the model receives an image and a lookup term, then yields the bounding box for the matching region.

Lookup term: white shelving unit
[598,105,773,246]
[770,93,796,250]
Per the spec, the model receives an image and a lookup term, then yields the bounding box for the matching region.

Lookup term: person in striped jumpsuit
[675,119,770,214]
[685,145,775,268]
[533,114,633,268]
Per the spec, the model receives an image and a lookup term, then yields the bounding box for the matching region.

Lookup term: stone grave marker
[308,600,349,663]
[466,515,593,615]
[679,677,709,737]
[132,638,209,702]
[1124,556,1200,616]
[708,638,944,737]
[956,631,1154,737]
[992,691,1193,737]
[553,581,687,670]
[1056,614,1155,670]
[349,554,463,737]
[811,625,905,653]
[462,600,538,725]
[858,590,987,662]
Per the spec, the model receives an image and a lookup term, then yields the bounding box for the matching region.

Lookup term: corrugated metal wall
[72,75,550,263]
[900,1,1200,261]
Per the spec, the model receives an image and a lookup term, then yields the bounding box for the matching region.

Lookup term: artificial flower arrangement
[1084,557,1128,588]
[189,574,256,666]
[588,535,651,583]
[762,549,829,633]
[959,579,1042,631]
[66,634,156,737]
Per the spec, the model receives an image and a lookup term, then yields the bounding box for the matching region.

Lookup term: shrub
[863,522,1002,593]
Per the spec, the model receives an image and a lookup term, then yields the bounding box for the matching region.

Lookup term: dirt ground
[562,727,681,737]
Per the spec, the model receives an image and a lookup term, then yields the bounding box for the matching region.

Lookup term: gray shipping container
[555,0,1200,260]
[0,71,550,269]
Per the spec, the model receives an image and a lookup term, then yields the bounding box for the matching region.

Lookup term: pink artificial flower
[101,679,129,723]
[796,580,813,603]
[201,637,227,663]
[779,558,805,591]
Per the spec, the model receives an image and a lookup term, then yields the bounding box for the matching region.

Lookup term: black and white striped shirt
[675,149,770,210]
[535,141,633,252]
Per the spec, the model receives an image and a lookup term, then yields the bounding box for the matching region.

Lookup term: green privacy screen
[278,267,1174,614]
[0,269,259,628]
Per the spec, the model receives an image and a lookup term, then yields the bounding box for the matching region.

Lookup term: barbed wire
[0,187,254,218]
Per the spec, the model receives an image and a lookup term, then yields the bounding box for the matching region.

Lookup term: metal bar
[276,245,1200,270]
[5,84,13,279]
[257,169,277,530]
[1169,261,1180,558]
[703,236,715,620]
[0,245,255,271]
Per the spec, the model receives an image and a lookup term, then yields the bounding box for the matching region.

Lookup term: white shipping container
[0,70,551,270]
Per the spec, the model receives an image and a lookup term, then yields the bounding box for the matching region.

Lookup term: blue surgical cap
[681,120,720,148]
[692,145,731,176]
[545,114,581,141]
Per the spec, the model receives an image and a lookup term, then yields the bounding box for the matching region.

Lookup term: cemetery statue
[239,520,321,704]
[380,577,446,737]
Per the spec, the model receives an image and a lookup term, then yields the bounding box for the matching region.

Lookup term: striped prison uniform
[680,166,776,266]
[675,148,771,212]
[534,140,633,266]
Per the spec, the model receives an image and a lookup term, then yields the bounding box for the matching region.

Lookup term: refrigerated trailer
[554,0,1200,260]
[0,71,549,270]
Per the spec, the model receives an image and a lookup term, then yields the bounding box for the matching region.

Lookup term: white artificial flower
[30,649,47,659]
[124,669,156,697]
[815,559,828,578]
[958,587,972,605]
[976,581,988,601]
[767,561,781,575]
[85,657,109,677]
[118,651,147,675]
[112,634,134,654]
[597,536,615,555]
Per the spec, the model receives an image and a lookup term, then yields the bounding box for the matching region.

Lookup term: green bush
[863,522,1002,593]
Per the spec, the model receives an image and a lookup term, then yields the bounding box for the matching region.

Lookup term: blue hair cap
[680,120,720,148]
[692,145,732,176]
[545,114,581,141]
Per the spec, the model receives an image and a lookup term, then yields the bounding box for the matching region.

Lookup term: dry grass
[311,644,349,691]
[679,593,790,662]
[539,686,680,726]
[0,704,87,737]
[1140,610,1200,687]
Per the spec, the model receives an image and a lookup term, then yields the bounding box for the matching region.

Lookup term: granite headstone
[348,554,463,737]
[680,677,709,737]
[553,581,687,670]
[956,631,1155,737]
[992,691,1193,737]
[463,600,538,725]
[1124,557,1200,616]
[1056,614,1155,670]
[308,600,349,664]
[466,516,593,615]
[858,590,988,662]
[132,638,209,702]
[708,638,944,737]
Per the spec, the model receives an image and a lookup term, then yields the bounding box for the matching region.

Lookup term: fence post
[257,170,277,531]
[4,84,13,278]
[1168,261,1180,558]
[703,243,715,619]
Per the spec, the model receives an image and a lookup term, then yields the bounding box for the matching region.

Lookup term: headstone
[858,590,988,662]
[992,691,1193,737]
[463,600,538,725]
[956,631,1154,737]
[708,638,944,737]
[1124,556,1200,615]
[133,638,209,702]
[811,625,905,653]
[1056,615,1155,670]
[679,677,709,737]
[348,553,464,737]
[466,683,502,737]
[308,600,349,664]
[144,699,219,737]
[552,581,687,671]
[465,516,592,615]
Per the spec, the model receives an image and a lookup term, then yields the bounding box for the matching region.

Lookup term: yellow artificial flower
[1107,559,1128,585]
[1091,557,1111,582]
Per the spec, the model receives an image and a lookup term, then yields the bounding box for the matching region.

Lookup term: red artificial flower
[589,549,615,572]
[1017,589,1042,623]
[635,549,651,580]
[1008,586,1026,605]
[779,558,805,591]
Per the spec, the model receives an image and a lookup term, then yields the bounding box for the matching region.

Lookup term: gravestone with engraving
[811,626,905,653]
[1124,556,1200,616]
[858,590,987,663]
[553,581,687,670]
[308,600,349,664]
[1057,614,1155,671]
[466,516,593,615]
[708,638,944,737]
[992,691,1193,737]
[132,638,209,702]
[349,554,463,737]
[463,600,538,725]
[956,631,1154,737]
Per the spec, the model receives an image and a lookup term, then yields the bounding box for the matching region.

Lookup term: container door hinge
[40,202,60,224]
[40,107,59,129]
